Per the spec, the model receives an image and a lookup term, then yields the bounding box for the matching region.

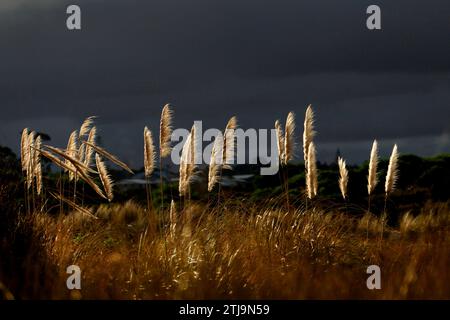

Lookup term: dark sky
[1,0,449,167]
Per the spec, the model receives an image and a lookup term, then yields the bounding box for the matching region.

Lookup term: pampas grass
[84,126,97,167]
[276,112,295,209]
[367,140,379,196]
[78,116,96,171]
[159,104,173,158]
[144,127,155,178]
[306,142,318,200]
[179,125,197,197]
[179,134,189,197]
[38,148,107,200]
[33,136,43,196]
[187,124,197,187]
[159,104,173,207]
[79,116,96,139]
[222,116,237,170]
[303,105,316,206]
[381,144,399,240]
[82,141,133,174]
[338,157,348,200]
[96,154,114,202]
[207,115,236,196]
[18,117,132,210]
[215,116,237,202]
[26,131,36,190]
[385,144,399,196]
[143,126,155,213]
[44,145,96,175]
[21,129,32,213]
[21,128,31,214]
[38,149,78,176]
[13,104,431,300]
[208,134,223,192]
[284,112,295,165]
[303,105,315,167]
[367,139,379,219]
[66,130,79,182]
[21,128,30,174]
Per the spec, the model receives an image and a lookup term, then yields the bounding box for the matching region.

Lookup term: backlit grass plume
[208,134,223,192]
[144,127,155,178]
[222,116,237,170]
[367,140,379,196]
[159,104,173,206]
[303,105,315,167]
[33,136,43,196]
[188,124,197,183]
[44,145,96,175]
[79,116,96,139]
[83,141,134,174]
[84,126,97,167]
[179,131,190,197]
[385,144,399,196]
[306,142,318,199]
[66,130,79,181]
[179,125,197,197]
[338,156,348,200]
[20,128,30,173]
[159,104,173,158]
[96,154,114,202]
[38,148,107,200]
[382,144,399,239]
[26,131,36,189]
[284,112,295,165]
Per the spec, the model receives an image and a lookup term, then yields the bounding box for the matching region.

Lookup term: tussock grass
[21,200,450,299]
[11,104,449,300]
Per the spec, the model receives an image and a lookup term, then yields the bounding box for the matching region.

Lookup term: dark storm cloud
[0,0,449,165]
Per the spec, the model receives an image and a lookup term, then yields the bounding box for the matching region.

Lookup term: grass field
[3,198,447,299]
[1,106,449,300]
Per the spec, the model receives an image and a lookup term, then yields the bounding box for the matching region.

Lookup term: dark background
[0,0,449,167]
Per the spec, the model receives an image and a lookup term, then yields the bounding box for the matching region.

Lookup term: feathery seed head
[144,126,156,178]
[34,136,43,195]
[66,130,79,181]
[96,154,114,202]
[223,116,237,169]
[20,128,30,173]
[303,105,315,166]
[84,126,97,167]
[79,116,96,139]
[208,134,224,192]
[385,144,399,195]
[306,142,318,199]
[367,140,379,195]
[284,112,296,165]
[160,104,173,158]
[338,157,349,200]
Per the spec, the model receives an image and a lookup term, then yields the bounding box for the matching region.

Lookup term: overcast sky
[0,0,449,168]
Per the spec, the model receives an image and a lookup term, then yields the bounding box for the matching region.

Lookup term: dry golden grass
[13,106,448,300]
[21,199,450,300]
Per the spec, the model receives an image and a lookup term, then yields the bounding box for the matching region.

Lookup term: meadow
[0,104,449,299]
[13,199,449,299]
